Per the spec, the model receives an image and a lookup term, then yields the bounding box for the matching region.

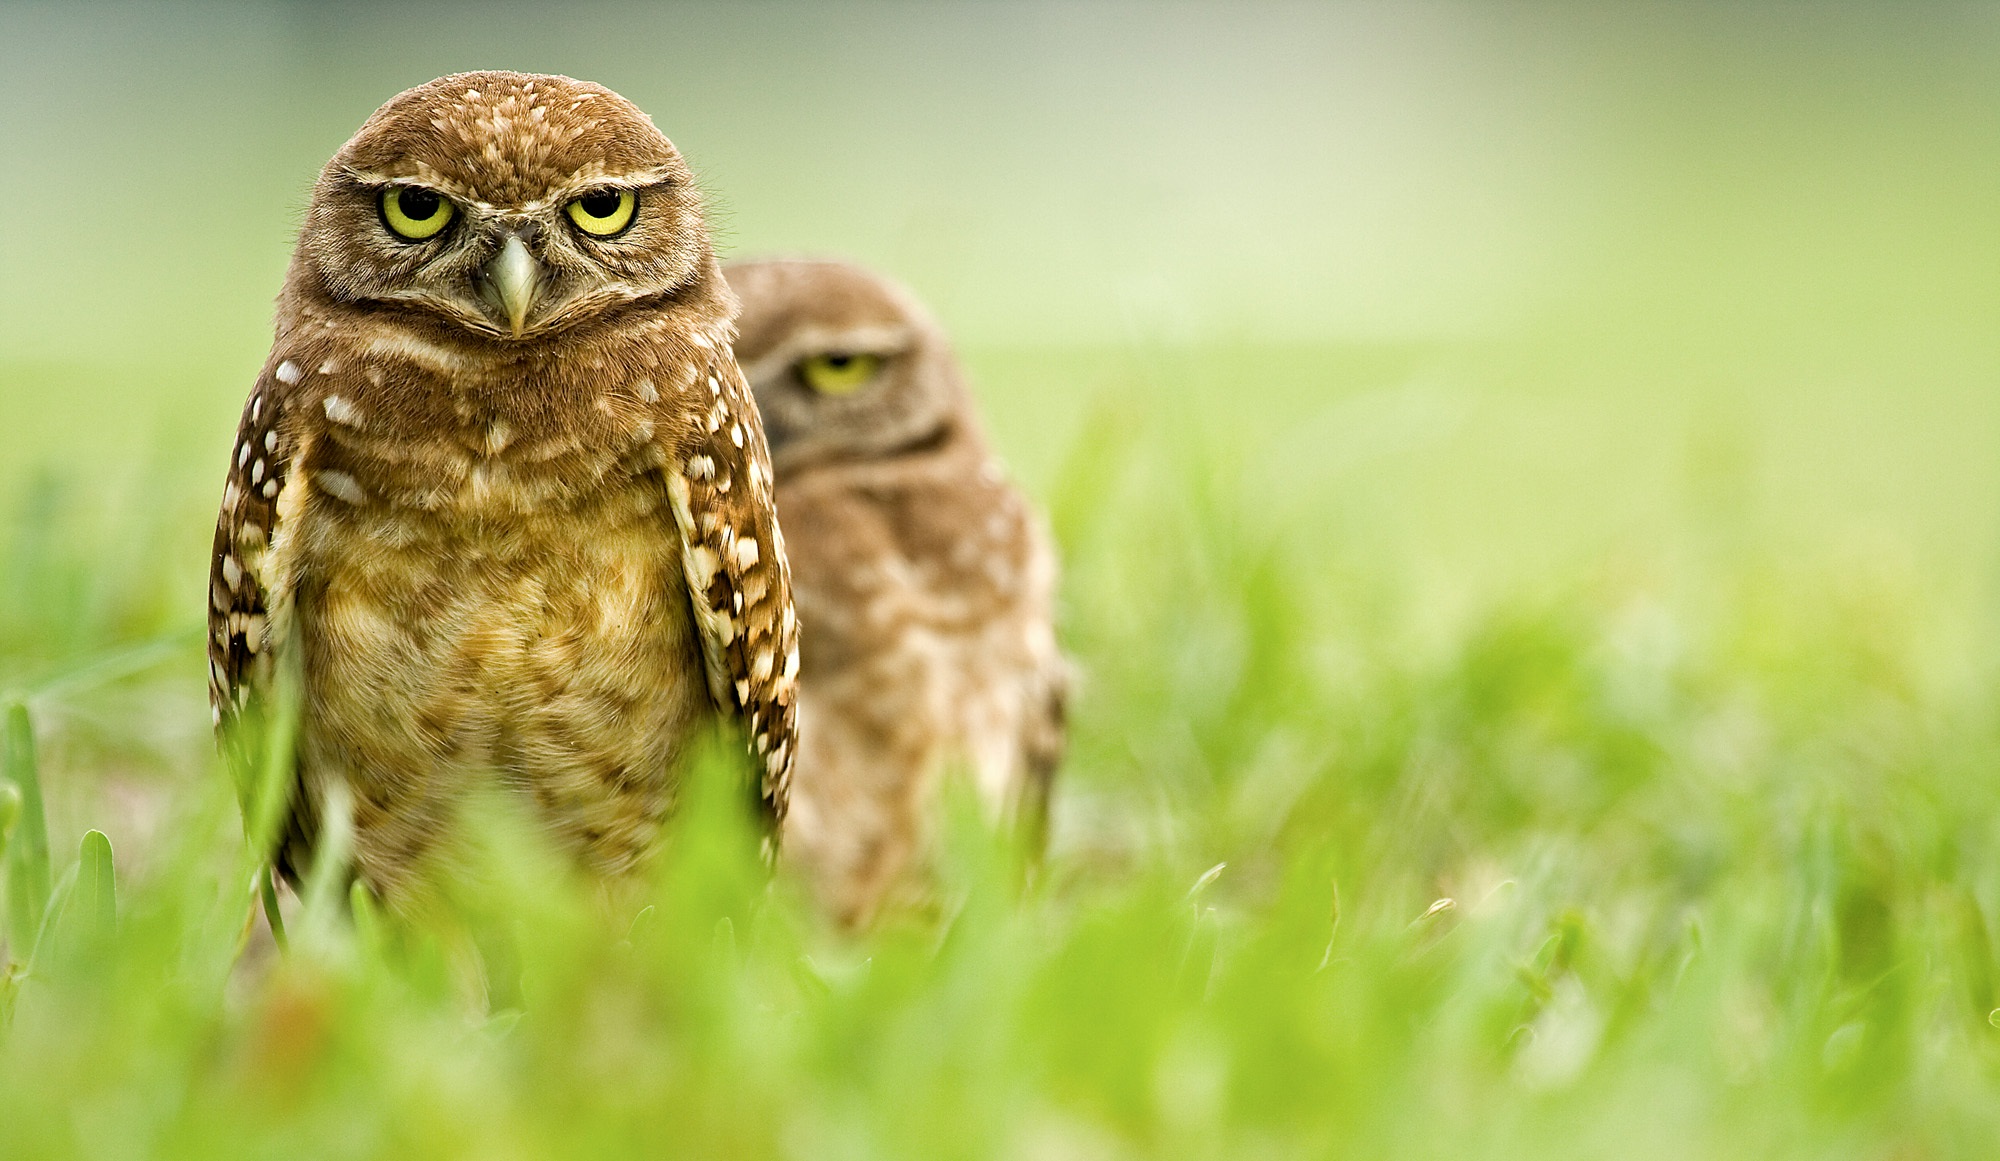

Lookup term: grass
[7,6,2000,1154]
[3,335,2000,1159]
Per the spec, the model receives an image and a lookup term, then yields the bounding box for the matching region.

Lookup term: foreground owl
[207,73,798,905]
[726,258,1067,926]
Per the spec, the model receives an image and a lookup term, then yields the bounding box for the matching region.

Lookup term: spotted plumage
[209,73,797,905]
[727,257,1067,926]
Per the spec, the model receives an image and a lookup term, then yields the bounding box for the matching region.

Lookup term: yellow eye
[566,188,637,237]
[380,186,455,241]
[798,353,883,396]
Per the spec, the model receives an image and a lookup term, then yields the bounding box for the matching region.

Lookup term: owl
[725,257,1067,926]
[207,72,799,907]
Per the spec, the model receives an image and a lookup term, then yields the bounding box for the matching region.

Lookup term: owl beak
[481,234,545,339]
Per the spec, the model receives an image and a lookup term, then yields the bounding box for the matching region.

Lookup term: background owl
[207,72,799,908]
[726,257,1067,926]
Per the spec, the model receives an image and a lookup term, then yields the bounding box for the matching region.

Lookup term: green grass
[9,4,2000,1156]
[4,336,2000,1159]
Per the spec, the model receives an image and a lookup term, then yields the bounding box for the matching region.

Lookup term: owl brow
[342,171,481,212]
[343,167,440,190]
[560,163,679,191]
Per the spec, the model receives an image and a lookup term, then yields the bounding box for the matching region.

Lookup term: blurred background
[5,2,1997,590]
[5,0,2000,848]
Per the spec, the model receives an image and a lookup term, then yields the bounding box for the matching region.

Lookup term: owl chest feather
[282,406,709,879]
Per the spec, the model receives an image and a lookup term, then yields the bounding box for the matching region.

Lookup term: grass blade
[246,654,302,863]
[76,830,115,938]
[2,702,49,952]
[262,866,288,951]
[22,633,195,702]
[0,781,18,873]
[349,879,382,958]
[0,780,17,969]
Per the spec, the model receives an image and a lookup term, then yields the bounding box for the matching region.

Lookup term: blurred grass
[7,336,2000,1156]
[8,2,2000,1158]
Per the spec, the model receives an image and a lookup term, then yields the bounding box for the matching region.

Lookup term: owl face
[726,259,968,473]
[300,72,708,341]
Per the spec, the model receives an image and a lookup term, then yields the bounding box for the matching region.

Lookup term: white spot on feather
[323,395,364,426]
[314,470,367,505]
[363,330,469,373]
[239,613,267,654]
[685,544,720,590]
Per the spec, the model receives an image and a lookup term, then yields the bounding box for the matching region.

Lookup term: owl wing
[663,356,802,849]
[208,362,305,853]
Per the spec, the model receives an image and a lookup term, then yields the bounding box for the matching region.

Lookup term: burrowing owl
[725,257,1067,926]
[208,73,798,905]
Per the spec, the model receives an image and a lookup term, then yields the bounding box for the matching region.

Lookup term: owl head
[726,258,974,473]
[297,71,714,341]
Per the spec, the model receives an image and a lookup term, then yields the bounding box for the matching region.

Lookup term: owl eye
[566,188,637,237]
[380,186,456,241]
[798,353,883,396]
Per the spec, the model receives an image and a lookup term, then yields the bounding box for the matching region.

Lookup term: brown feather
[210,73,795,904]
[727,257,1068,926]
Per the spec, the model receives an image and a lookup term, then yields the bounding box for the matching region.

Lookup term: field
[5,5,2000,1158]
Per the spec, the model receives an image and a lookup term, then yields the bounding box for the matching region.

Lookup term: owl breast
[283,429,709,893]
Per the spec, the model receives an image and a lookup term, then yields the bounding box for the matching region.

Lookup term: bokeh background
[7,3,1996,585]
[7,2,1992,560]
[8,0,2000,835]
[6,4,2000,1158]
